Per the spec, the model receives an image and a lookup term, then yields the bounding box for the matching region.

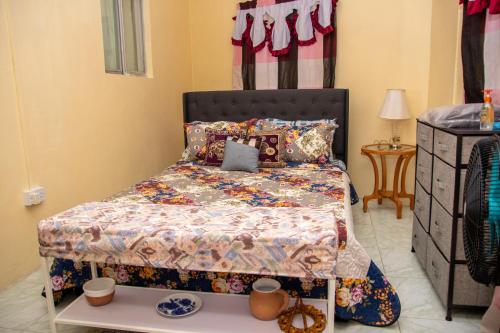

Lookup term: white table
[41,258,336,333]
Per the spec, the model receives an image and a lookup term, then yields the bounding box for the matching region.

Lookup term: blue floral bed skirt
[46,258,400,327]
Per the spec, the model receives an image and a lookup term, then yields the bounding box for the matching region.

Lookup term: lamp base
[390,134,401,150]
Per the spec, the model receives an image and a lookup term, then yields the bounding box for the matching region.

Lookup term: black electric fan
[463,135,500,286]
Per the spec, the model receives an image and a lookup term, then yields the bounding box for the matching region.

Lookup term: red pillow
[204,130,243,166]
[251,129,287,168]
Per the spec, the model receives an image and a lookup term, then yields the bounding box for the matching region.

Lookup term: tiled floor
[0,202,484,333]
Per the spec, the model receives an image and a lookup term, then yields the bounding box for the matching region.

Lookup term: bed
[39,89,400,332]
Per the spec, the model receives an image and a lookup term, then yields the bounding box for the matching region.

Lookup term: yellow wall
[453,7,465,105]
[335,0,432,195]
[428,0,462,107]
[0,0,192,288]
[0,0,33,289]
[1,0,464,289]
[189,0,239,90]
[188,0,462,196]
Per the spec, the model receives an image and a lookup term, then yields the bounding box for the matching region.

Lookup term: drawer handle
[434,221,441,233]
[437,143,448,152]
[436,179,445,190]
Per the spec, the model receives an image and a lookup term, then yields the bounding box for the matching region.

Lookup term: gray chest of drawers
[412,120,497,321]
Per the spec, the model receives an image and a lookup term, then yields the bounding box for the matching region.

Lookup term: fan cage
[463,137,500,286]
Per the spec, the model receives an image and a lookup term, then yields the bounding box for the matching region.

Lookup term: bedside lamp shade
[378,89,410,120]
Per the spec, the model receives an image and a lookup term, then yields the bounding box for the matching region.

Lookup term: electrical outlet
[23,186,45,206]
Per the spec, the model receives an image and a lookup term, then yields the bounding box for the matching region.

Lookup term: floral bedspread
[43,161,401,327]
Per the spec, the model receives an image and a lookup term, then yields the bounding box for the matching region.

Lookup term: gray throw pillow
[221,140,260,173]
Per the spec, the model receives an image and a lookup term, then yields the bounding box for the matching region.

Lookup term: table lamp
[378,89,411,149]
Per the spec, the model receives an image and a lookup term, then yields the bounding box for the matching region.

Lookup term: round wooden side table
[361,144,416,219]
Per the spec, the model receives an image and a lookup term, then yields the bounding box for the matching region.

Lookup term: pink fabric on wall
[233,45,243,66]
[297,33,323,59]
[233,46,244,90]
[232,0,338,90]
[484,12,500,104]
[257,0,275,6]
[491,0,500,13]
[467,0,490,15]
[254,2,279,90]
[232,0,335,56]
[460,0,500,14]
[297,36,324,88]
[459,0,499,104]
[255,47,278,89]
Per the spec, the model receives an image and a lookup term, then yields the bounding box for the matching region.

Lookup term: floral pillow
[204,130,243,166]
[251,129,287,168]
[254,118,338,129]
[184,121,249,161]
[258,121,336,164]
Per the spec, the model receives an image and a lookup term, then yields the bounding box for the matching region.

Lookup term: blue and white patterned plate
[155,293,202,318]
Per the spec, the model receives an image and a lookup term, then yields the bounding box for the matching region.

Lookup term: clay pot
[83,277,115,307]
[85,291,115,306]
[249,278,290,321]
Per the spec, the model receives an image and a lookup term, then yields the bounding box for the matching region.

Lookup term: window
[100,0,146,75]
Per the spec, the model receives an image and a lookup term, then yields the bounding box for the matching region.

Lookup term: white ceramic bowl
[83,278,115,306]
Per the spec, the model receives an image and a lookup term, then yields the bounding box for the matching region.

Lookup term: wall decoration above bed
[459,0,499,104]
[232,0,338,90]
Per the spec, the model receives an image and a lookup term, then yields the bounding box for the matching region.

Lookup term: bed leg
[41,257,57,333]
[90,261,98,279]
[327,278,335,333]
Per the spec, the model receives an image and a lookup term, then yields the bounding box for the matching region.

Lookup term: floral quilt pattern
[44,161,400,327]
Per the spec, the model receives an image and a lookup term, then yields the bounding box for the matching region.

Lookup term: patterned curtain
[232,0,338,90]
[460,0,500,104]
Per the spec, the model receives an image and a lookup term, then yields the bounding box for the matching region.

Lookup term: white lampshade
[378,89,411,120]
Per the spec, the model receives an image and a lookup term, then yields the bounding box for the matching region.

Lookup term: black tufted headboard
[183,89,349,166]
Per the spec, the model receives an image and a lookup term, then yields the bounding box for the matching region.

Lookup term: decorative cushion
[221,139,262,173]
[258,121,336,164]
[227,135,263,150]
[252,129,287,168]
[245,118,259,134]
[254,118,338,129]
[184,121,249,161]
[204,130,243,166]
